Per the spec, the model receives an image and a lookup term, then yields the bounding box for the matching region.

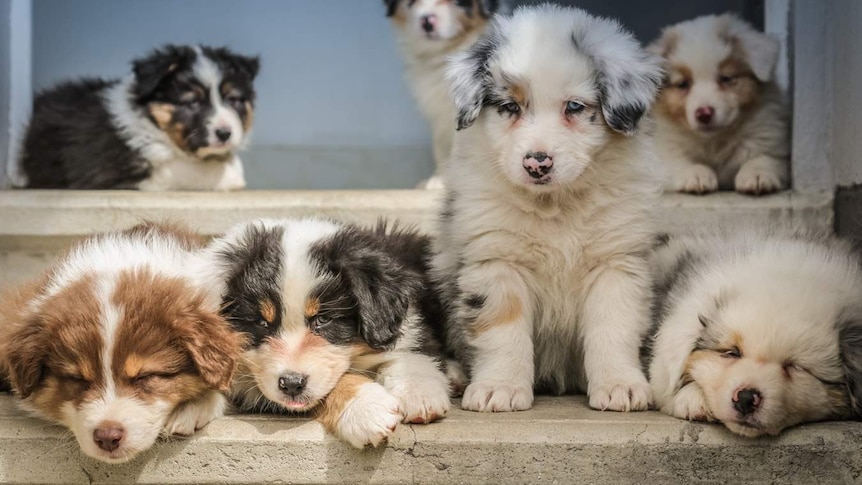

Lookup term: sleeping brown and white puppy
[384,0,508,189]
[649,14,789,195]
[197,217,451,448]
[647,229,862,436]
[0,222,242,463]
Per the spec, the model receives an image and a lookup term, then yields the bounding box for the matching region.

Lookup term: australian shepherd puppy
[647,229,862,436]
[18,44,259,191]
[196,218,451,448]
[384,0,507,188]
[0,222,242,463]
[435,5,664,413]
[649,14,789,195]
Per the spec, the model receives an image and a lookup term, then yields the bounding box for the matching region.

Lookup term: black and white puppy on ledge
[18,44,258,191]
[196,218,451,448]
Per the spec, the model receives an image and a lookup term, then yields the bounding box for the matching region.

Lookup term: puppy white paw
[164,392,227,436]
[336,383,402,449]
[391,377,451,424]
[735,165,785,195]
[672,164,718,194]
[669,384,714,422]
[589,379,652,412]
[461,382,533,412]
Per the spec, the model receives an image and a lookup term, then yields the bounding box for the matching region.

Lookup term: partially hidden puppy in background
[647,228,862,436]
[384,0,508,189]
[649,14,789,195]
[18,44,259,191]
[197,218,451,448]
[436,5,663,412]
[0,222,242,463]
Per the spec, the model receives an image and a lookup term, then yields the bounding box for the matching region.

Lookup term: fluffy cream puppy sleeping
[648,229,862,436]
[434,4,663,412]
[649,14,789,195]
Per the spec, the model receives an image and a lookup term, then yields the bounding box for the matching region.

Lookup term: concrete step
[0,189,835,290]
[0,395,859,484]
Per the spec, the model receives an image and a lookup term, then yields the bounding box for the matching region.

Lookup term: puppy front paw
[389,377,451,424]
[461,382,533,412]
[671,164,719,194]
[164,391,227,436]
[668,384,714,422]
[336,383,402,449]
[589,379,652,412]
[734,164,785,195]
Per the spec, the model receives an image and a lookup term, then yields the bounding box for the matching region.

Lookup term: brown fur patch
[148,102,175,130]
[242,101,255,133]
[260,299,277,324]
[718,54,760,110]
[8,274,105,419]
[313,373,377,434]
[656,64,693,125]
[470,296,523,336]
[303,298,320,318]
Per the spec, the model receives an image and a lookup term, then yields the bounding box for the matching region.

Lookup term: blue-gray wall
[30,0,758,189]
[0,0,10,186]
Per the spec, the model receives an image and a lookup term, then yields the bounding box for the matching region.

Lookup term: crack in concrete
[634,424,649,441]
[80,466,93,485]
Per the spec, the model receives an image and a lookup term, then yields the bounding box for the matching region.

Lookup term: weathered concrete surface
[0,190,835,290]
[0,395,860,484]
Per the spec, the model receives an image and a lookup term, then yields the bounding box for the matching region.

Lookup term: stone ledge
[0,396,860,484]
[0,189,835,239]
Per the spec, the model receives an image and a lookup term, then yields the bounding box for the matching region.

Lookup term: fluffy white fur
[435,5,663,413]
[649,14,789,195]
[648,228,862,436]
[387,0,505,189]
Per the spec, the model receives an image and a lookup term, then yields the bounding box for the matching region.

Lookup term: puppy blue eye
[565,101,585,115]
[498,102,521,116]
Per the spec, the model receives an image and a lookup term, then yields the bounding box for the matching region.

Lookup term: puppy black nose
[421,15,436,33]
[695,106,715,124]
[523,151,554,179]
[93,422,124,452]
[215,128,232,143]
[278,373,308,396]
[732,388,762,416]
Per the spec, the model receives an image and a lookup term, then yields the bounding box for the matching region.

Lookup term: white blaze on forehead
[192,46,243,148]
[667,19,732,78]
[272,218,341,330]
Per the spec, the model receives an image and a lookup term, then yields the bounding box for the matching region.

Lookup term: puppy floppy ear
[346,253,419,350]
[723,15,780,82]
[447,22,502,130]
[383,0,399,17]
[132,44,195,100]
[839,312,862,417]
[573,18,664,135]
[2,316,48,398]
[174,305,244,391]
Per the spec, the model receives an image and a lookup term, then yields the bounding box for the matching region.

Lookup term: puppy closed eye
[721,346,742,359]
[718,75,738,87]
[60,373,92,389]
[133,372,179,388]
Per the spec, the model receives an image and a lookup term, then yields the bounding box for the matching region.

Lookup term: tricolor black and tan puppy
[0,222,242,463]
[435,5,663,412]
[649,14,789,195]
[384,0,507,188]
[647,229,862,436]
[198,218,451,448]
[19,44,258,190]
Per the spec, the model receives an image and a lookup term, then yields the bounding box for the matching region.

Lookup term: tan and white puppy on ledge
[650,14,789,195]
